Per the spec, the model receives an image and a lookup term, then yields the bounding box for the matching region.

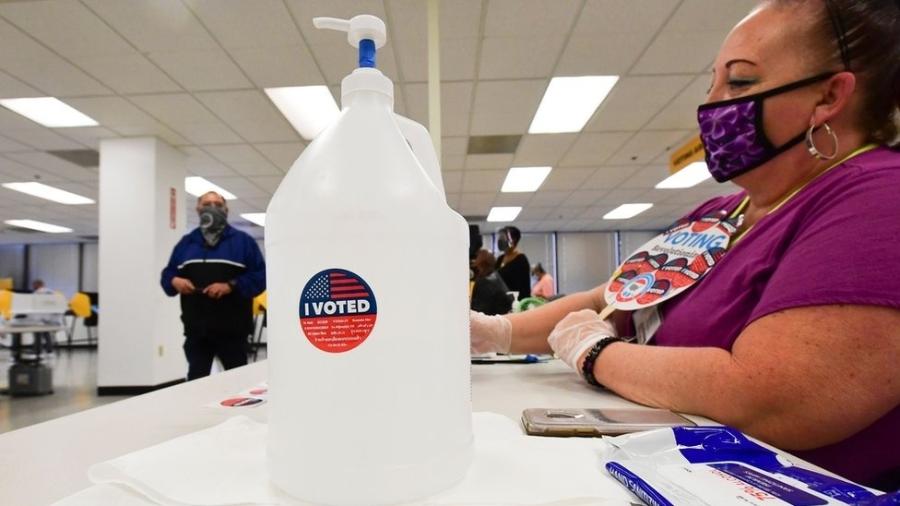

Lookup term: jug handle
[394,114,446,200]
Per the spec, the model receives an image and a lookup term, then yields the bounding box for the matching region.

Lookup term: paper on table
[82,413,635,506]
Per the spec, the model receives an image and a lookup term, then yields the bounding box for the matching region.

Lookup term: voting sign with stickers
[604,214,739,312]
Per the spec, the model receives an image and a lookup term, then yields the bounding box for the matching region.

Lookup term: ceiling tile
[5,151,97,181]
[58,127,118,150]
[527,190,572,207]
[253,142,305,172]
[580,165,637,190]
[0,0,134,58]
[630,30,729,75]
[394,37,479,83]
[462,170,505,192]
[539,168,594,191]
[0,134,29,152]
[207,176,268,199]
[617,165,669,189]
[478,36,566,80]
[585,75,693,132]
[1,128,85,151]
[442,154,465,170]
[484,0,580,37]
[185,0,302,49]
[442,137,468,156]
[556,0,678,75]
[229,45,326,88]
[513,134,577,166]
[248,175,284,193]
[664,0,755,32]
[204,144,281,176]
[518,206,555,221]
[147,50,252,91]
[129,93,244,144]
[559,132,631,167]
[492,192,531,206]
[0,69,41,98]
[83,0,220,53]
[470,80,545,135]
[465,154,513,171]
[404,81,474,137]
[645,74,709,130]
[442,170,463,193]
[70,54,181,94]
[182,146,238,177]
[606,130,691,165]
[562,190,606,207]
[386,0,482,42]
[196,90,299,143]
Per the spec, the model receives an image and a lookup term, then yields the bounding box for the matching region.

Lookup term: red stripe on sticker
[332,292,369,299]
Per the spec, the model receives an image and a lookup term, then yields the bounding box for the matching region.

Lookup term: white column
[97,138,187,390]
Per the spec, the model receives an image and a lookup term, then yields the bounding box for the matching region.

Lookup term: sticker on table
[299,268,377,353]
[604,214,738,312]
[219,396,265,407]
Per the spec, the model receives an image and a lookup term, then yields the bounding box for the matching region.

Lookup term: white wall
[556,232,617,295]
[0,244,25,289]
[29,243,80,297]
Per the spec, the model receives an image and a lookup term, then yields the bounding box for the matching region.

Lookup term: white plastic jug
[265,14,473,506]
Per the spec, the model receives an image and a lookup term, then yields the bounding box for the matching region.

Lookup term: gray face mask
[199,205,227,247]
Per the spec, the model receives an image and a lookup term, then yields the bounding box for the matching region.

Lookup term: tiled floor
[0,347,266,434]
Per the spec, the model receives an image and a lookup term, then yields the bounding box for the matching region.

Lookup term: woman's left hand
[547,309,618,371]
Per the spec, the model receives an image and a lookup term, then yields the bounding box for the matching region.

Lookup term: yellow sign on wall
[669,134,705,174]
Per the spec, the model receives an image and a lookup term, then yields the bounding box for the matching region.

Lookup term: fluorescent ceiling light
[655,162,712,189]
[265,86,340,141]
[0,97,98,127]
[184,177,237,200]
[528,75,619,134]
[603,203,653,220]
[241,213,266,227]
[2,182,94,205]
[501,166,552,193]
[487,206,522,222]
[4,219,72,233]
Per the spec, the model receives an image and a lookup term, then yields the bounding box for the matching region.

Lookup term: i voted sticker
[604,214,738,312]
[299,268,377,353]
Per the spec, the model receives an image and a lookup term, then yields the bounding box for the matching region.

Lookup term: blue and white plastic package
[603,426,894,506]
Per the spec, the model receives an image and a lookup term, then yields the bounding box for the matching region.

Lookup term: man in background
[161,191,266,380]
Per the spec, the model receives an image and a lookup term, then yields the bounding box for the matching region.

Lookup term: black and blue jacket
[161,225,265,338]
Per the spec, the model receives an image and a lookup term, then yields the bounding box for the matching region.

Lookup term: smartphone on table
[521,408,695,437]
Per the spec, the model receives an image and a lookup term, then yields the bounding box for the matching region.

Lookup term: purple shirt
[652,147,900,487]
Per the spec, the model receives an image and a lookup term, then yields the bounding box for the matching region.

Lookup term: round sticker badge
[299,268,378,353]
[603,213,740,314]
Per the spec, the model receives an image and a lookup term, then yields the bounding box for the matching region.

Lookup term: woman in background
[530,264,556,299]
[470,249,512,316]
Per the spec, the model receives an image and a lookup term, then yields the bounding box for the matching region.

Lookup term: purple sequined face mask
[697,72,834,182]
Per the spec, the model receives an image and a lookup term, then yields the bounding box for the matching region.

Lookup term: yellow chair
[66,292,97,346]
[250,291,267,361]
[0,289,11,320]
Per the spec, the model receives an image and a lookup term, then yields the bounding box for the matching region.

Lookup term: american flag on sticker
[305,271,371,301]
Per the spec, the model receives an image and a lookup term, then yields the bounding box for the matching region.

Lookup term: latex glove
[547,309,618,371]
[469,310,512,354]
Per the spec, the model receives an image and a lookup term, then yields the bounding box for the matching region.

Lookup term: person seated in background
[470,249,512,317]
[471,0,899,489]
[31,279,52,294]
[495,226,530,299]
[530,263,555,299]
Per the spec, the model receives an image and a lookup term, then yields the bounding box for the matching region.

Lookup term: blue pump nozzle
[359,39,376,68]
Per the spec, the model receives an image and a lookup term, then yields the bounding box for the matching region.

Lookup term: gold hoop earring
[806,122,839,160]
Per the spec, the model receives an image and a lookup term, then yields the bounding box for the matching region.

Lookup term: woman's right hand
[469,310,512,354]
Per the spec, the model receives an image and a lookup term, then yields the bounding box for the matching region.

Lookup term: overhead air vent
[463,215,488,222]
[47,149,100,168]
[466,135,521,155]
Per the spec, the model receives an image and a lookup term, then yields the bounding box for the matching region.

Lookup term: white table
[0,359,807,505]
